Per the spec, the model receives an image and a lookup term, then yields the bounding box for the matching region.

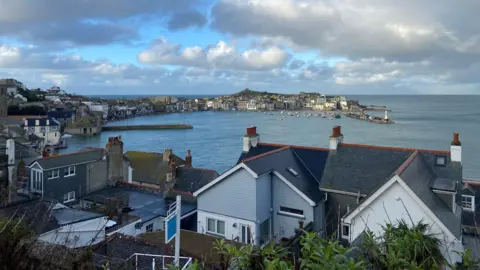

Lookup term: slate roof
[237,143,282,164]
[123,151,185,187]
[320,144,412,195]
[32,148,104,170]
[25,117,60,127]
[175,167,219,193]
[400,153,462,238]
[244,146,329,203]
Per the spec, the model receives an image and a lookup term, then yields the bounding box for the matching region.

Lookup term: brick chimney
[106,136,124,185]
[450,132,461,163]
[329,126,344,150]
[185,150,192,168]
[163,148,172,162]
[243,126,260,152]
[166,157,177,189]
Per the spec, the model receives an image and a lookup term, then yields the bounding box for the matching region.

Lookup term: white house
[82,102,109,120]
[24,117,61,146]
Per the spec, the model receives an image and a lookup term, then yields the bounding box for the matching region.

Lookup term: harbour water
[66,95,480,179]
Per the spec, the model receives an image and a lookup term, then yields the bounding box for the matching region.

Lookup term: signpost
[165,195,181,267]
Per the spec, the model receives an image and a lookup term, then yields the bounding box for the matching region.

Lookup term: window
[341,224,350,239]
[436,156,447,166]
[31,170,43,193]
[240,224,252,244]
[146,223,153,232]
[47,169,59,179]
[206,218,225,235]
[63,191,75,203]
[462,195,475,211]
[51,126,58,131]
[64,166,75,177]
[279,206,304,218]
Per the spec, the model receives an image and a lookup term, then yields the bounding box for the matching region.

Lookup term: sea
[66,95,480,179]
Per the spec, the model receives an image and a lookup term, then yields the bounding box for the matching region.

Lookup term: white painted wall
[106,216,165,237]
[197,210,258,245]
[39,216,108,248]
[347,180,463,266]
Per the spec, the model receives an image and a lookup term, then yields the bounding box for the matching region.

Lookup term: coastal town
[4,77,478,269]
[0,78,392,150]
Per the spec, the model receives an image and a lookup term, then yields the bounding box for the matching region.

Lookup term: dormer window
[462,195,475,211]
[435,155,447,167]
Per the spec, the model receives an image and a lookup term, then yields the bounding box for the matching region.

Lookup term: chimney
[106,136,124,185]
[163,148,172,162]
[166,157,177,190]
[450,132,461,163]
[185,150,192,168]
[243,126,260,152]
[329,126,344,150]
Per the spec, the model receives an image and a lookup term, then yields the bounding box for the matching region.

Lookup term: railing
[126,253,192,270]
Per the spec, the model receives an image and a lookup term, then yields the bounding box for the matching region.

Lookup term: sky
[1,0,480,95]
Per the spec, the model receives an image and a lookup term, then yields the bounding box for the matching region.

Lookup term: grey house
[28,149,106,204]
[195,125,464,261]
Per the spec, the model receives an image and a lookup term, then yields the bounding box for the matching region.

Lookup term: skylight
[287,167,298,176]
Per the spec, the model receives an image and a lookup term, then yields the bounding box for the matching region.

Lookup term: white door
[240,224,252,244]
[31,169,43,194]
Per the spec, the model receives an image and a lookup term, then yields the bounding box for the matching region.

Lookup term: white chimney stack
[243,126,260,152]
[450,132,461,163]
[329,126,344,150]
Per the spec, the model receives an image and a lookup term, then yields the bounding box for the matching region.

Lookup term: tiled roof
[32,148,104,170]
[400,153,462,238]
[320,144,412,195]
[25,117,60,127]
[124,151,185,187]
[175,167,219,193]
[244,147,328,202]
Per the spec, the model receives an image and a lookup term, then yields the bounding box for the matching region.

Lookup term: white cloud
[138,38,290,70]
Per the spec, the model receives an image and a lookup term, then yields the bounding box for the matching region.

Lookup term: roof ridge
[340,142,450,155]
[37,148,104,160]
[241,146,290,163]
[291,148,321,184]
[394,150,419,175]
[258,142,329,151]
[184,167,218,173]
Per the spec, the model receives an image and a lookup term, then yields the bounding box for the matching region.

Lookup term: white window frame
[462,195,475,211]
[63,191,75,203]
[47,169,60,179]
[206,217,225,236]
[341,223,350,240]
[240,224,252,244]
[278,206,305,219]
[31,169,43,193]
[146,223,153,232]
[64,166,76,177]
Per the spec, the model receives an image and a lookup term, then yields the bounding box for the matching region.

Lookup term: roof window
[286,167,298,176]
[435,155,447,167]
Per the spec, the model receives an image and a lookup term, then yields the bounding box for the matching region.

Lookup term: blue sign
[166,214,177,243]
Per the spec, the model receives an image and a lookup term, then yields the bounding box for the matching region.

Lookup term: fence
[126,253,192,270]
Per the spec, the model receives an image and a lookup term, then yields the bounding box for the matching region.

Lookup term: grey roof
[320,145,412,194]
[0,117,24,126]
[244,147,328,203]
[175,167,219,193]
[32,148,104,169]
[400,153,462,238]
[237,143,282,164]
[25,117,60,127]
[85,186,196,223]
[52,207,104,226]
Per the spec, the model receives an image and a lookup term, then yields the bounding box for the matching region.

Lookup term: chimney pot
[451,132,461,146]
[246,126,257,136]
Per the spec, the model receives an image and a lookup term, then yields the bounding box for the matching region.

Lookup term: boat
[321,112,326,118]
[335,114,341,119]
[281,110,284,114]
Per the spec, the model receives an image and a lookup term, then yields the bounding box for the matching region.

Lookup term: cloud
[138,38,290,70]
[0,0,206,46]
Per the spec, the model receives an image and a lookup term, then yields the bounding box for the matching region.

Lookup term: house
[82,102,109,120]
[123,149,218,193]
[27,148,107,203]
[83,185,197,237]
[47,109,76,126]
[194,125,464,265]
[460,179,480,260]
[23,117,61,146]
[0,198,108,248]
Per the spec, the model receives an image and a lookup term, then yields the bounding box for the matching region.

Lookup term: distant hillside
[231,88,280,97]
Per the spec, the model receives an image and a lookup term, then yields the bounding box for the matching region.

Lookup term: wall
[42,164,87,202]
[39,216,107,248]
[197,210,258,244]
[325,192,359,238]
[272,174,314,241]
[86,160,108,193]
[106,216,165,237]
[197,168,257,222]
[348,180,462,266]
[140,216,165,232]
[256,173,272,223]
[64,126,101,136]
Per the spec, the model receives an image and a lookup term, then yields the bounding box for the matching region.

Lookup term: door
[240,224,252,244]
[31,169,43,194]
